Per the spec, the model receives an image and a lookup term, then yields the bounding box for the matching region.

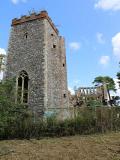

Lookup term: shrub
[0,79,32,139]
[0,79,120,139]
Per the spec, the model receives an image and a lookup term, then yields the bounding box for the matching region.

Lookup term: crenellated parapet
[12,10,59,34]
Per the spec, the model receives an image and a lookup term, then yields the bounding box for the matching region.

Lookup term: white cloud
[110,79,120,97]
[69,42,81,51]
[99,56,110,65]
[115,79,120,97]
[0,48,6,80]
[114,79,119,89]
[0,72,3,80]
[11,0,19,4]
[96,32,105,44]
[112,32,120,58]
[95,0,120,11]
[11,0,28,4]
[0,48,6,55]
[68,87,75,95]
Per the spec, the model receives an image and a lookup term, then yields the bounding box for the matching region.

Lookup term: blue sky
[1,0,120,91]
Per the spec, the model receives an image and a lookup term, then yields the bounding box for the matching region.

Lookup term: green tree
[117,72,120,80]
[0,79,32,139]
[93,76,116,91]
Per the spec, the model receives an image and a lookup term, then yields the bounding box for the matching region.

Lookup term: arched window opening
[16,70,29,104]
[53,44,56,48]
[64,94,66,98]
[24,32,28,39]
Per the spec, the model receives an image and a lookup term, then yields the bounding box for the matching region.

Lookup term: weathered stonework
[6,11,69,118]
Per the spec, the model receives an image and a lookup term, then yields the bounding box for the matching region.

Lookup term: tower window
[25,32,28,39]
[64,94,66,98]
[53,44,56,48]
[63,63,65,67]
[51,33,54,36]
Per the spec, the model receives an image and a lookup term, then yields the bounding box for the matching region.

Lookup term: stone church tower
[6,11,69,118]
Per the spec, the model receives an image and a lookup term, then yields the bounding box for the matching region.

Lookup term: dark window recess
[25,33,28,39]
[53,44,56,48]
[64,94,66,98]
[17,77,22,103]
[23,76,28,103]
[63,63,65,67]
[51,33,54,36]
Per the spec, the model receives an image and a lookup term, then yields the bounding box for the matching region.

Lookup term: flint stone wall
[6,13,69,118]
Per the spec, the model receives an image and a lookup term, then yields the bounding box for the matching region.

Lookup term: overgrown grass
[0,132,120,160]
[1,107,120,140]
[0,79,120,140]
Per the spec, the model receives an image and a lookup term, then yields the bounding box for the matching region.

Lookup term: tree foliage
[117,72,120,80]
[0,79,31,139]
[93,76,116,91]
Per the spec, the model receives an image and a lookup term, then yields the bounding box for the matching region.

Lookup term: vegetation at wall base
[0,79,120,140]
[1,106,120,140]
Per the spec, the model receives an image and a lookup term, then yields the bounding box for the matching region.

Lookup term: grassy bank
[0,132,120,160]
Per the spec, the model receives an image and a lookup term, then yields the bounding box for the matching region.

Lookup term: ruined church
[5,11,69,117]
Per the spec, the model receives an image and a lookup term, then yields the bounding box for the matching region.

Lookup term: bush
[0,79,33,139]
[0,79,120,140]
